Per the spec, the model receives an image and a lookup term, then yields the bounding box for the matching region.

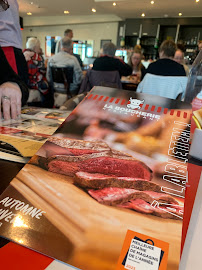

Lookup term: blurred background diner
[128,49,146,81]
[0,0,202,117]
[136,40,188,99]
[23,37,51,107]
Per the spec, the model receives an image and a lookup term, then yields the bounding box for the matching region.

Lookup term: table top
[121,75,140,84]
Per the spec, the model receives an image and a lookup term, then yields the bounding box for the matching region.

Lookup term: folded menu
[0,87,191,270]
[0,107,70,163]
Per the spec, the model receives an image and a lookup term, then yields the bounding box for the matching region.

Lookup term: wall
[21,15,120,57]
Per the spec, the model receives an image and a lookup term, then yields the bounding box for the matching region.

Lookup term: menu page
[0,87,191,270]
[0,108,71,161]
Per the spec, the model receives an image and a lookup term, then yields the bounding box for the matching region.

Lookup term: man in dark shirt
[93,42,132,77]
[145,40,186,77]
[137,40,187,99]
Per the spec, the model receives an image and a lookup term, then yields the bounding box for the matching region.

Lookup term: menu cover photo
[0,87,191,270]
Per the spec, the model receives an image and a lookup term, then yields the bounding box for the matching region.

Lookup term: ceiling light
[151,1,154,4]
[27,12,32,15]
[30,2,33,4]
[141,13,145,17]
[92,8,96,12]
[196,0,200,2]
[178,12,182,16]
[64,10,69,14]
[113,2,117,6]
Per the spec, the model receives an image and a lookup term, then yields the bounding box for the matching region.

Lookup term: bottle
[184,50,202,109]
[154,38,158,49]
[120,37,125,47]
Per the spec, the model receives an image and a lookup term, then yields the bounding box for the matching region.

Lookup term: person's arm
[46,59,52,83]
[73,58,83,86]
[73,53,83,68]
[0,48,29,104]
[117,58,132,76]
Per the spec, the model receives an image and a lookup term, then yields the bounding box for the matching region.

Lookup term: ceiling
[18,0,202,19]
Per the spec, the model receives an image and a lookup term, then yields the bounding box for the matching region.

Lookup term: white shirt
[47,51,83,92]
[0,0,22,49]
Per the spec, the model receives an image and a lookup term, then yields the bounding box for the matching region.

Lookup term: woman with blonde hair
[23,37,52,107]
[128,50,145,81]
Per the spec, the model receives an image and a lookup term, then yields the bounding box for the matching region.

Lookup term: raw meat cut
[120,199,183,219]
[88,187,177,206]
[47,151,152,180]
[48,137,111,156]
[75,172,156,190]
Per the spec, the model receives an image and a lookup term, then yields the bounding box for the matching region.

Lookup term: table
[121,76,139,91]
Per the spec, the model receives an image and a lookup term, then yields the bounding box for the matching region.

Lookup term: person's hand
[0,82,22,120]
[23,50,34,61]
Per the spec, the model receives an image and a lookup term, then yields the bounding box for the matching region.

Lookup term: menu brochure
[0,108,70,163]
[0,87,191,270]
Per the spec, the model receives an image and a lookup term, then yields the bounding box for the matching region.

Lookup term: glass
[184,50,202,103]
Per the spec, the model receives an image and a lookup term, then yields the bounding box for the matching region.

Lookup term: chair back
[50,66,73,96]
[79,70,122,93]
[136,73,188,100]
[49,66,74,107]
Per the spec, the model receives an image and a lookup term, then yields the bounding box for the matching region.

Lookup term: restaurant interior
[0,1,202,270]
[19,0,202,64]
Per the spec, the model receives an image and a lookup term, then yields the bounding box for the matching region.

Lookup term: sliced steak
[87,186,176,206]
[142,191,178,204]
[48,137,111,156]
[88,187,142,205]
[121,199,153,214]
[47,152,152,180]
[75,172,155,190]
[120,199,183,219]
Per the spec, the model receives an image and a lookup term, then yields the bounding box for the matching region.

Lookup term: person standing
[55,29,83,67]
[0,0,29,120]
[55,29,73,54]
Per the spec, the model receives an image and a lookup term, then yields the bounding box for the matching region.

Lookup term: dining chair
[79,70,122,93]
[50,66,74,107]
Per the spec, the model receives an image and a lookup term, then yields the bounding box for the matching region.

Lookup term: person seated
[23,38,51,106]
[47,37,83,96]
[144,40,186,77]
[136,40,187,99]
[174,49,189,76]
[55,29,83,68]
[128,50,146,81]
[92,42,132,77]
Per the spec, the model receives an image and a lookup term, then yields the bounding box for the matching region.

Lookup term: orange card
[116,230,169,270]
